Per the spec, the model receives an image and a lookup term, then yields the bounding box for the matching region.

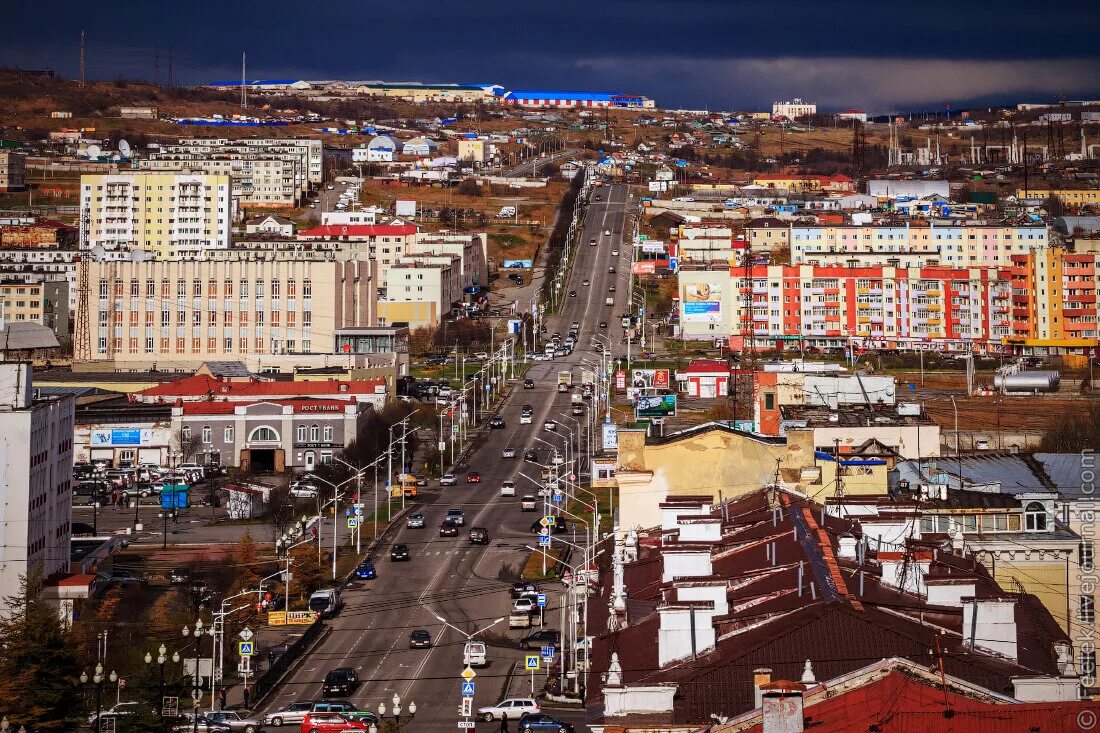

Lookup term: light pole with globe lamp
[182,618,215,731]
[370,694,416,733]
[81,663,117,732]
[0,717,27,733]
[145,643,181,723]
[275,535,313,613]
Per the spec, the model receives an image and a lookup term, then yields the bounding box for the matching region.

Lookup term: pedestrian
[217,687,227,711]
[242,686,251,710]
[499,713,509,733]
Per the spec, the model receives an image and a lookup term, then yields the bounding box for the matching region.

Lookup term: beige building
[0,150,26,192]
[458,139,488,163]
[80,172,233,259]
[745,217,790,253]
[135,153,305,207]
[355,83,497,104]
[170,138,323,186]
[377,259,462,328]
[86,251,377,372]
[1,280,70,344]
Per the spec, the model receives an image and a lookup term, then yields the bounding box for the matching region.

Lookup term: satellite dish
[118,139,131,158]
[130,249,154,263]
[90,244,106,260]
[86,144,102,159]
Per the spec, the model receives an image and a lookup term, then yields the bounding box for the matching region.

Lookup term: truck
[571,391,583,405]
[580,368,595,386]
[557,371,572,392]
[605,297,615,306]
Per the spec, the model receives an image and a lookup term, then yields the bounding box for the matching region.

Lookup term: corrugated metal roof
[505,90,618,101]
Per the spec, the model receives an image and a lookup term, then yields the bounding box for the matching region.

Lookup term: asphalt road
[260,183,635,732]
[505,150,579,178]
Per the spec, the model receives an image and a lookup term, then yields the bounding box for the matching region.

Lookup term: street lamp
[81,663,117,732]
[182,618,215,730]
[275,535,313,613]
[145,643,181,718]
[370,694,416,732]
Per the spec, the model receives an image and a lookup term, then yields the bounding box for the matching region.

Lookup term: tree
[457,178,481,197]
[1039,404,1100,452]
[228,531,261,595]
[288,545,323,604]
[1043,194,1065,217]
[176,428,203,464]
[0,570,86,730]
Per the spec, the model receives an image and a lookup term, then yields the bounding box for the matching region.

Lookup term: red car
[300,712,370,733]
[467,471,481,484]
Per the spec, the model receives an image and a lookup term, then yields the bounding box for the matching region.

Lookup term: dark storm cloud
[2,0,1098,109]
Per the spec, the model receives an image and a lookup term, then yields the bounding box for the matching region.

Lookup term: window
[181,426,191,442]
[1080,595,1095,624]
[303,279,312,297]
[1025,502,1048,531]
[297,425,307,442]
[323,425,333,442]
[764,392,775,410]
[309,424,320,441]
[202,426,212,444]
[248,426,279,442]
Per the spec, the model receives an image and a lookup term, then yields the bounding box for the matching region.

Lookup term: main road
[260,182,635,732]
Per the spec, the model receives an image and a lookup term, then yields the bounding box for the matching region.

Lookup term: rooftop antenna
[79,30,86,89]
[167,47,173,88]
[118,139,131,159]
[241,51,247,110]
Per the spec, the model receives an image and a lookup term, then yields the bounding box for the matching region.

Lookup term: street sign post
[460,697,473,717]
[461,666,476,681]
[526,654,540,696]
[460,681,475,696]
[538,534,551,547]
[238,641,254,657]
[238,627,253,641]
[161,696,179,717]
[536,593,547,607]
[541,645,555,660]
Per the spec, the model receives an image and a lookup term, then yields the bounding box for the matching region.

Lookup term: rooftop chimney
[761,680,805,733]
[837,534,857,560]
[753,667,773,708]
[962,597,1018,661]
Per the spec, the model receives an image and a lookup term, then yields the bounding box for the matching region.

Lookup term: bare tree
[176,428,203,464]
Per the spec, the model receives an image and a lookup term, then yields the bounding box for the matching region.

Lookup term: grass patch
[566,483,614,538]
[521,547,567,581]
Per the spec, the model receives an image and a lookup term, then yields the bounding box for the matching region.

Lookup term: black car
[530,516,567,534]
[489,416,505,429]
[518,713,574,733]
[469,526,490,544]
[409,629,431,649]
[390,543,411,561]
[523,378,535,389]
[322,667,359,697]
[568,290,577,297]
[520,629,561,649]
[599,321,607,328]
[511,582,539,599]
[439,520,460,537]
[523,450,538,462]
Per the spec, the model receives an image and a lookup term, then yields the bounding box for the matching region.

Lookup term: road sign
[460,681,475,696]
[458,722,476,729]
[541,515,554,527]
[460,697,473,717]
[538,534,551,547]
[541,645,555,659]
[552,492,563,503]
[238,641,254,657]
[161,696,179,717]
[525,655,540,670]
[347,518,358,528]
[238,627,254,641]
[536,593,547,607]
[461,666,476,681]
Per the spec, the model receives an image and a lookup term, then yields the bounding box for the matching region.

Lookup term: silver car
[406,512,425,528]
[193,711,262,732]
[263,701,313,726]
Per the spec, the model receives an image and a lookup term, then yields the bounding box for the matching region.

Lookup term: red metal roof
[140,375,384,400]
[298,224,418,238]
[179,398,356,415]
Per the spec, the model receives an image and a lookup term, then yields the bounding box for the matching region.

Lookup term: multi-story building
[1005,248,1100,350]
[0,363,75,616]
[751,173,853,192]
[377,259,463,328]
[0,150,27,192]
[0,220,76,249]
[167,138,323,187]
[85,251,377,372]
[1018,188,1100,208]
[79,172,233,259]
[771,98,817,119]
[790,222,1050,267]
[135,153,305,207]
[0,280,70,344]
[0,249,78,309]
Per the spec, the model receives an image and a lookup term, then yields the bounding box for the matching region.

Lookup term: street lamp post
[182,618,215,731]
[81,663,117,732]
[275,535,314,613]
[370,694,416,733]
[162,508,176,549]
[144,643,181,724]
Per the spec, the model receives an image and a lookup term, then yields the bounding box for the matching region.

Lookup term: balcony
[1012,307,1030,318]
[1063,307,1091,317]
[824,301,841,308]
[1067,293,1097,304]
[824,287,841,295]
[928,318,942,326]
[927,303,942,310]
[858,316,871,324]
[869,288,883,296]
[871,316,884,324]
[923,289,941,297]
[857,302,870,310]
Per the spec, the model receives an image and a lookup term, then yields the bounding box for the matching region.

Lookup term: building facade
[80,172,233,259]
[0,280,70,344]
[771,98,817,119]
[0,150,27,192]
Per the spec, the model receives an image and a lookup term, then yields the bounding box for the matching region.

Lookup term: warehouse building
[502,90,654,108]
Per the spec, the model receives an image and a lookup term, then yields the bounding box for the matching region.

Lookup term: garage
[241,448,284,474]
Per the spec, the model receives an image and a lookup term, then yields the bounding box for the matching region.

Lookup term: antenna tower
[851,120,867,178]
[74,208,92,362]
[731,238,757,424]
[167,47,173,88]
[241,52,247,109]
[79,30,86,89]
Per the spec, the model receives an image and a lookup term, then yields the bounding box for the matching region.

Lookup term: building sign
[636,394,677,418]
[601,422,618,451]
[297,404,345,413]
[90,428,156,446]
[682,283,722,322]
[294,442,342,449]
[632,261,657,275]
[267,611,319,626]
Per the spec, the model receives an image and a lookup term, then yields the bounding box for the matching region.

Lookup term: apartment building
[1005,248,1100,349]
[377,259,463,328]
[79,172,233,259]
[0,150,27,192]
[790,222,1050,266]
[1019,188,1100,208]
[0,281,69,344]
[744,218,789,253]
[0,249,78,308]
[0,364,75,616]
[86,251,377,372]
[169,138,323,187]
[135,152,305,207]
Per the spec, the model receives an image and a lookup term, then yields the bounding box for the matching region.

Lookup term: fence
[249,615,326,704]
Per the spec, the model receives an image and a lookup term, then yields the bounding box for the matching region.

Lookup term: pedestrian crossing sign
[525,655,540,670]
[238,641,254,657]
[461,681,475,696]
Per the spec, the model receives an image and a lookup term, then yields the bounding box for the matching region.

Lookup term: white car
[513,597,535,613]
[502,447,517,459]
[440,474,457,486]
[478,698,541,722]
[544,421,557,431]
[520,414,533,424]
[289,482,318,499]
[611,249,619,256]
[603,229,612,236]
[500,481,517,497]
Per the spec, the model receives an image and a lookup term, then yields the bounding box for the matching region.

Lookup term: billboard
[635,394,677,418]
[601,422,619,451]
[90,428,155,446]
[682,283,722,322]
[632,261,657,275]
[630,369,670,390]
[641,242,666,254]
[615,370,627,390]
[502,259,534,269]
[395,200,417,217]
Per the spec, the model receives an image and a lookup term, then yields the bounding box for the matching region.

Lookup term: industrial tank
[993,370,1061,393]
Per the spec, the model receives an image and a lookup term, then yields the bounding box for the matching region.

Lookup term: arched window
[297,425,307,443]
[248,426,280,443]
[1025,502,1047,531]
[309,424,320,441]
[323,425,333,442]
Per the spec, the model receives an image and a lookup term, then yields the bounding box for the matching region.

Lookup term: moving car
[508,610,534,629]
[598,321,607,328]
[608,266,616,273]
[439,520,460,537]
[520,629,561,649]
[511,582,539,598]
[297,713,369,732]
[581,279,589,286]
[611,248,619,256]
[439,474,457,487]
[502,447,517,459]
[543,421,557,431]
[523,449,538,462]
[568,290,576,297]
[520,412,533,424]
[477,699,541,722]
[409,629,431,648]
[500,480,516,497]
[464,641,488,667]
[323,667,360,697]
[446,508,466,526]
[309,589,343,618]
[489,416,505,429]
[512,597,535,614]
[390,543,410,561]
[523,378,535,389]
[406,512,425,529]
[265,702,375,728]
[466,471,481,484]
[589,237,596,246]
[518,714,575,733]
[608,285,615,292]
[354,561,376,580]
[469,526,490,544]
[603,229,612,236]
[520,495,537,511]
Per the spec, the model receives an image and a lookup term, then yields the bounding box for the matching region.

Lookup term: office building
[0,150,26,192]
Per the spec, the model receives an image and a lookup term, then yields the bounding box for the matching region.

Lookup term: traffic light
[460,698,472,716]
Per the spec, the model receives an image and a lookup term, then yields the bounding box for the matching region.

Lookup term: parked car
[267,702,374,728]
[322,668,359,698]
[197,710,262,732]
[289,482,319,499]
[409,629,431,649]
[439,474,457,487]
[390,543,410,561]
[167,567,190,584]
[406,512,425,529]
[477,698,541,722]
[262,701,315,727]
[520,629,560,649]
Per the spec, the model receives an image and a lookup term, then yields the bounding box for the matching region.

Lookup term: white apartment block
[0,363,75,616]
[135,153,305,207]
[377,259,463,329]
[772,98,817,119]
[170,138,323,186]
[409,232,489,288]
[0,249,78,309]
[80,173,233,259]
[87,252,377,371]
[790,223,1050,267]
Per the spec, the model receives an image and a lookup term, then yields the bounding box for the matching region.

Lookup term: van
[309,588,343,619]
[463,641,487,667]
[500,480,516,497]
[469,527,490,545]
[605,297,614,306]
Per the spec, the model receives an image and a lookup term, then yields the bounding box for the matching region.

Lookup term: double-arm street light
[275,535,315,613]
[371,694,416,732]
[182,618,215,730]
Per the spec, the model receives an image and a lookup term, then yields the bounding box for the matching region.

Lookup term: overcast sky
[3,0,1099,112]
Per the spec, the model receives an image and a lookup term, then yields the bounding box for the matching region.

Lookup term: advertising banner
[629,369,670,390]
[267,611,319,626]
[682,283,722,322]
[601,422,618,451]
[631,261,656,275]
[615,370,627,390]
[641,242,666,253]
[635,394,677,418]
[502,259,534,268]
[90,428,155,446]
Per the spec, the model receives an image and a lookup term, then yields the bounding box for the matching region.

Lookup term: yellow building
[80,172,232,259]
[1019,188,1100,207]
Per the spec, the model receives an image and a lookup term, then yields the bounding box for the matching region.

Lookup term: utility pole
[79,30,86,89]
[240,52,247,110]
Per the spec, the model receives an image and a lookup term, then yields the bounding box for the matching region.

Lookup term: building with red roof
[137,374,386,407]
[297,224,419,239]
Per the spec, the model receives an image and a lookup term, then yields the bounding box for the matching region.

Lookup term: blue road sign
[536,593,547,607]
[541,645,555,659]
[461,681,475,696]
[538,534,551,547]
[552,492,563,503]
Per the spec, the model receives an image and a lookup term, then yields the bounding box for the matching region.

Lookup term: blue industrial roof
[505,90,619,101]
[208,79,300,87]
